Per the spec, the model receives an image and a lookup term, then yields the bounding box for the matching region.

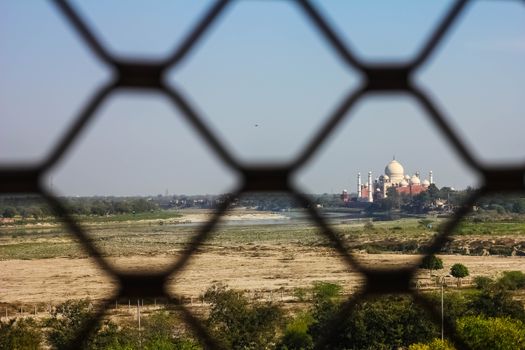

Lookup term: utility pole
[441,275,449,341]
[137,299,141,347]
[441,281,444,341]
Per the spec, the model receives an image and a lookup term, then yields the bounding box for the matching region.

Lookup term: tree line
[0,196,159,219]
[2,191,525,220]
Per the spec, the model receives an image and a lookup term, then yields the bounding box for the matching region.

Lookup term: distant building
[341,189,350,203]
[354,158,434,203]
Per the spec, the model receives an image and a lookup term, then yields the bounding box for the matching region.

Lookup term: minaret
[429,171,433,185]
[368,171,373,203]
[357,173,362,199]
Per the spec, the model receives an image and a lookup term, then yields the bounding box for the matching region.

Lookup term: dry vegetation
[1,209,525,309]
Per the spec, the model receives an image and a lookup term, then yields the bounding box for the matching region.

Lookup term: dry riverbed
[2,249,524,304]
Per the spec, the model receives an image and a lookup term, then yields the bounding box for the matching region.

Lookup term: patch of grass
[1,214,524,260]
[75,210,182,224]
[0,242,86,260]
[454,221,525,236]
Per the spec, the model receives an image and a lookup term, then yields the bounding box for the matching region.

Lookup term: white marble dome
[400,179,409,187]
[410,175,421,185]
[422,179,430,187]
[385,160,404,183]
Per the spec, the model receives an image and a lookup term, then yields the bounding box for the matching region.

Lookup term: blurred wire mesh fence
[1,1,524,349]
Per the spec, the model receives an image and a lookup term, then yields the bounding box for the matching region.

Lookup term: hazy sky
[1,1,524,196]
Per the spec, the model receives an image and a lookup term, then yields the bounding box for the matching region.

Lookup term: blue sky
[1,1,524,195]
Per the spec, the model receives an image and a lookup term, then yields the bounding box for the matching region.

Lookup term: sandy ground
[181,211,290,223]
[1,250,524,305]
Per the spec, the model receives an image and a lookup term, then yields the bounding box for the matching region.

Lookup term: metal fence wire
[2,0,525,349]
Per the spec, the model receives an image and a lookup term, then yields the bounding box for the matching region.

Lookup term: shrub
[204,284,283,350]
[468,286,525,321]
[497,271,525,290]
[457,316,525,350]
[46,299,95,349]
[408,339,454,350]
[293,288,308,302]
[309,294,438,349]
[142,311,177,346]
[311,282,342,302]
[0,318,42,350]
[277,312,314,350]
[90,320,135,350]
[473,276,494,290]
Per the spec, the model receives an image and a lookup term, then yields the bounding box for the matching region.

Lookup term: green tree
[427,184,440,201]
[384,187,401,211]
[425,291,469,325]
[457,316,525,350]
[204,285,283,350]
[0,318,42,350]
[25,297,136,350]
[450,263,469,287]
[46,299,101,350]
[410,191,431,213]
[310,295,438,349]
[468,284,525,321]
[420,254,443,278]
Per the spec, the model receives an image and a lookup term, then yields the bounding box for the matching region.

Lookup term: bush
[90,320,135,350]
[468,286,525,321]
[408,339,454,350]
[278,330,313,350]
[0,318,42,350]
[473,276,494,290]
[46,299,95,349]
[497,271,525,290]
[139,311,200,350]
[457,316,525,350]
[426,291,470,324]
[293,288,308,302]
[204,285,283,350]
[310,294,438,349]
[277,312,314,350]
[312,282,342,302]
[142,311,177,346]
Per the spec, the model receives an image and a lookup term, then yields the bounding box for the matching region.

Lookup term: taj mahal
[342,158,434,203]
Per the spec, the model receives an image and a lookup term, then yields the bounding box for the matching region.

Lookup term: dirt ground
[2,249,524,304]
